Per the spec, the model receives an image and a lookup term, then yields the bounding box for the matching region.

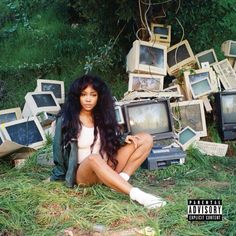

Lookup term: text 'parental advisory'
[188,199,222,221]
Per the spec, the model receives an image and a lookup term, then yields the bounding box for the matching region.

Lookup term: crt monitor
[0,117,46,149]
[123,99,174,141]
[167,40,196,76]
[22,91,61,118]
[150,23,171,45]
[36,79,65,104]
[221,40,236,58]
[0,107,22,125]
[126,40,167,76]
[214,90,236,141]
[195,48,218,68]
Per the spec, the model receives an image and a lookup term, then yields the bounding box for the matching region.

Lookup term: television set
[36,79,65,104]
[214,90,236,141]
[22,91,61,118]
[184,68,213,99]
[195,48,218,68]
[0,117,46,149]
[123,99,174,141]
[221,40,236,58]
[150,23,171,47]
[126,40,167,76]
[0,107,22,125]
[177,126,199,151]
[167,40,196,76]
[128,73,164,91]
[213,59,236,90]
[171,99,207,137]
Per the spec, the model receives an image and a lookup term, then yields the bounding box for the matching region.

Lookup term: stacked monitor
[122,99,174,141]
[126,40,167,76]
[167,40,196,76]
[195,48,218,68]
[150,23,171,47]
[36,79,65,104]
[0,117,46,149]
[22,91,61,118]
[221,40,236,58]
[0,107,22,125]
[214,90,236,141]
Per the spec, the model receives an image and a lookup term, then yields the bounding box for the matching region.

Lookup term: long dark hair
[59,74,121,168]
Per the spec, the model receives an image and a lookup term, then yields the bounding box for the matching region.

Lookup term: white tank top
[77,125,101,164]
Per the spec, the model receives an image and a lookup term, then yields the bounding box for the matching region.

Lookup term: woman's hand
[125,135,140,148]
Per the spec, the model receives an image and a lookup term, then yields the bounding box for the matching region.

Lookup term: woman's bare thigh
[112,132,150,173]
[76,157,102,185]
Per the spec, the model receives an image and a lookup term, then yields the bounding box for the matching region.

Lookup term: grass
[0,145,236,236]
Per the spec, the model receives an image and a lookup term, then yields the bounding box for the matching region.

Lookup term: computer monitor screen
[1,117,46,148]
[37,79,65,104]
[128,73,164,91]
[198,51,216,66]
[221,94,236,124]
[41,83,62,98]
[0,113,16,124]
[167,40,195,76]
[0,107,22,125]
[230,42,236,56]
[214,91,236,141]
[153,26,168,36]
[139,45,164,68]
[32,94,57,107]
[167,44,190,68]
[171,99,207,137]
[123,99,174,140]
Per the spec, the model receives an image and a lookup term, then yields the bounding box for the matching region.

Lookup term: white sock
[129,187,166,209]
[119,172,130,181]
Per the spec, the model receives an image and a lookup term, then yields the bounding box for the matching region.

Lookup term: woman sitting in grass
[51,74,166,209]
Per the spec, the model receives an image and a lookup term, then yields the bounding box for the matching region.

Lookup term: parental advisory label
[188,199,222,221]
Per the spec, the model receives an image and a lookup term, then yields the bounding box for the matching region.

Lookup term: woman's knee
[87,154,104,166]
[137,133,153,149]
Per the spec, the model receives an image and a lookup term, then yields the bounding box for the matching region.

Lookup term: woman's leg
[114,133,153,175]
[76,154,132,193]
[76,150,166,209]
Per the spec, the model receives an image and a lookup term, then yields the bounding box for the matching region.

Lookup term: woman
[51,74,166,209]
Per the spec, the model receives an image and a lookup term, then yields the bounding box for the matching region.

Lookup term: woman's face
[80,85,98,112]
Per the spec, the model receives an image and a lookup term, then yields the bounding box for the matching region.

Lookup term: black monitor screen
[230,42,236,56]
[41,83,62,98]
[167,44,190,67]
[139,45,164,68]
[198,52,216,65]
[222,94,236,124]
[153,26,168,36]
[125,101,171,136]
[6,120,43,146]
[32,94,57,107]
[0,112,17,125]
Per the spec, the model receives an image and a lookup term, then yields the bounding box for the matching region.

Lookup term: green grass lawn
[0,145,236,236]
